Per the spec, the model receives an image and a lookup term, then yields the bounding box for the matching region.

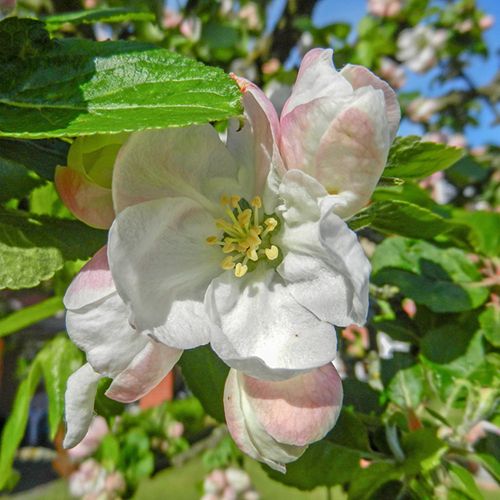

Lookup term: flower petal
[55,166,114,229]
[108,196,219,349]
[106,341,182,403]
[223,369,306,473]
[64,246,115,310]
[239,364,342,446]
[206,267,337,381]
[340,64,400,142]
[66,291,149,379]
[314,92,390,218]
[63,363,102,449]
[228,76,283,196]
[112,126,243,215]
[281,48,352,116]
[276,170,370,326]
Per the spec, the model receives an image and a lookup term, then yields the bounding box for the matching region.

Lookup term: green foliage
[372,237,489,312]
[385,136,464,180]
[0,208,106,289]
[0,18,242,138]
[44,7,155,30]
[179,345,229,422]
[0,296,63,337]
[348,199,458,239]
[0,336,82,490]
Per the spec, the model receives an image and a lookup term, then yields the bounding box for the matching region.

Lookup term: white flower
[63,49,399,470]
[378,57,406,89]
[368,0,402,18]
[397,25,448,73]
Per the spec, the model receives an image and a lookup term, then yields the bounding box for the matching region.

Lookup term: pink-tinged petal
[112,126,242,215]
[64,246,115,310]
[108,196,219,349]
[340,64,400,141]
[106,341,182,403]
[64,363,102,449]
[242,364,343,447]
[224,369,306,473]
[55,166,114,230]
[228,75,285,195]
[315,99,389,219]
[281,49,352,117]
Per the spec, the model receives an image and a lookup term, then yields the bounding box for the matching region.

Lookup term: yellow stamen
[220,195,230,206]
[264,217,278,231]
[251,196,262,208]
[222,241,236,253]
[234,262,248,278]
[206,236,218,245]
[230,195,241,208]
[221,256,235,270]
[238,209,252,228]
[247,248,258,261]
[265,245,279,261]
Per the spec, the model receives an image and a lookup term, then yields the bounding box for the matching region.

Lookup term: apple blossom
[55,133,128,229]
[63,49,399,470]
[279,49,400,217]
[367,0,402,18]
[378,57,406,89]
[397,25,447,73]
[407,97,442,123]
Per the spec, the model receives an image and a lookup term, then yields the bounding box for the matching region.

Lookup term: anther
[234,262,248,278]
[251,196,262,208]
[230,195,241,208]
[238,209,252,227]
[221,256,235,270]
[247,248,258,261]
[264,218,278,231]
[265,245,279,261]
[206,236,218,245]
[220,195,230,206]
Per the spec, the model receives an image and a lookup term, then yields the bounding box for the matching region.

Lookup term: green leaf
[343,378,382,414]
[387,365,425,409]
[0,296,63,337]
[448,463,483,500]
[473,453,500,482]
[401,428,447,475]
[0,20,242,138]
[0,208,106,289]
[38,336,83,439]
[94,378,126,418]
[0,156,44,202]
[44,7,155,30]
[420,314,478,364]
[385,136,464,180]
[479,305,500,347]
[0,138,69,180]
[327,408,371,452]
[179,346,229,422]
[372,237,489,313]
[348,462,400,500]
[0,18,51,62]
[451,210,500,257]
[0,357,42,490]
[348,199,457,239]
[266,440,362,490]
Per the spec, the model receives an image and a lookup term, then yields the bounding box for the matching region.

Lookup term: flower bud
[280,49,400,218]
[224,364,343,472]
[55,133,128,229]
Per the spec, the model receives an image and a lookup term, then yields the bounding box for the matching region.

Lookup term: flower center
[206,195,282,278]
